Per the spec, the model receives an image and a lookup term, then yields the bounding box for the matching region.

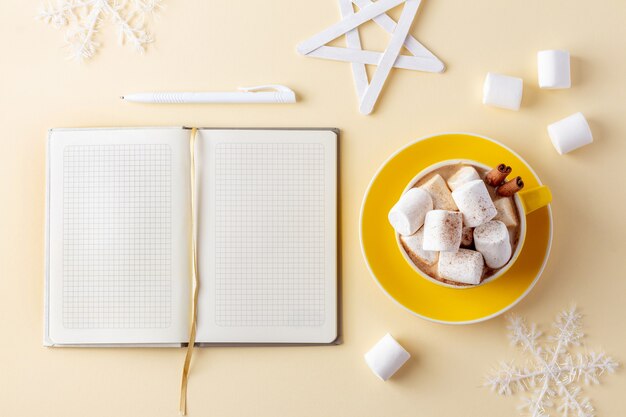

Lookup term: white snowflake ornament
[485,307,618,417]
[38,0,163,60]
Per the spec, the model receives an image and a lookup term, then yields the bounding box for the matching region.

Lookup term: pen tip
[120,96,124,100]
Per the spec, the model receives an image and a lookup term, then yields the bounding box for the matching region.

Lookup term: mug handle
[518,185,552,215]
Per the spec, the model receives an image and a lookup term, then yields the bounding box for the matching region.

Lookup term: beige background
[1,0,625,416]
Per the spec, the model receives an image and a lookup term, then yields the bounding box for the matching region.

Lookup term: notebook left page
[45,128,191,345]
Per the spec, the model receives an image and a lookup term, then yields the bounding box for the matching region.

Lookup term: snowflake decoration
[484,307,618,417]
[38,0,163,60]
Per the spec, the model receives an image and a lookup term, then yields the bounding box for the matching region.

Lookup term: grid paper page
[214,143,326,327]
[62,144,172,329]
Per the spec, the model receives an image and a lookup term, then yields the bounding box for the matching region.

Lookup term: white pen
[121,84,297,104]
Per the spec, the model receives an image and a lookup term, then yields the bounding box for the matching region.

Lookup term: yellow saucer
[360,133,553,324]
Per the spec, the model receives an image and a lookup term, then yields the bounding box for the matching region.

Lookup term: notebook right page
[195,129,337,343]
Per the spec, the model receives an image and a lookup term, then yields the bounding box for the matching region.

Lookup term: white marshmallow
[388,188,433,236]
[474,220,512,269]
[447,166,480,191]
[482,72,523,111]
[493,197,518,227]
[364,333,411,381]
[400,228,438,266]
[538,50,571,89]
[548,112,593,155]
[451,180,497,227]
[422,210,462,252]
[438,249,484,285]
[419,174,457,211]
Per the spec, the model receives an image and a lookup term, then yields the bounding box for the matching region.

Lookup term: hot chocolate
[391,162,522,286]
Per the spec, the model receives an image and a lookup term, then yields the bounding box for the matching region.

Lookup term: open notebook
[44,127,338,346]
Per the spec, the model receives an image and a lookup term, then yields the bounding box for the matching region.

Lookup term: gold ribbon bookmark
[180,127,199,415]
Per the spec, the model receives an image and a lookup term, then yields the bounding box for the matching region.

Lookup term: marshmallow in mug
[451,180,497,227]
[422,210,463,252]
[548,112,593,154]
[538,50,571,89]
[438,249,484,285]
[474,220,512,269]
[482,72,523,111]
[400,228,438,266]
[364,333,411,381]
[447,166,480,191]
[388,188,433,236]
[419,174,458,211]
[493,197,518,227]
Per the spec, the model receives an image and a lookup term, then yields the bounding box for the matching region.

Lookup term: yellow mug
[396,159,552,288]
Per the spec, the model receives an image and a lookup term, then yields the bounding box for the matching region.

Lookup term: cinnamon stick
[485,164,512,187]
[497,176,524,196]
